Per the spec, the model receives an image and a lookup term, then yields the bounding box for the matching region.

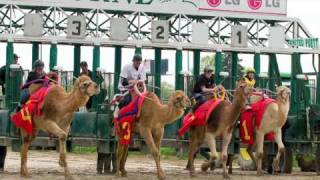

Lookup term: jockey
[242,67,256,88]
[242,67,256,109]
[115,54,146,117]
[191,65,216,113]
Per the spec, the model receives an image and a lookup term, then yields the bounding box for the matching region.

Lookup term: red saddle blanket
[178,99,222,137]
[240,98,276,145]
[11,86,51,135]
[114,93,147,145]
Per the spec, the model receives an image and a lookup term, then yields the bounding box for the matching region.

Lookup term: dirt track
[1,150,319,180]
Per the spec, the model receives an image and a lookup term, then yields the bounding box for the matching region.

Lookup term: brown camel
[116,88,191,179]
[186,82,252,179]
[19,75,99,179]
[247,86,291,175]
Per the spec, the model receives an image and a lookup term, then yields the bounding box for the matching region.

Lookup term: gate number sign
[231,25,248,47]
[152,20,169,43]
[67,16,86,39]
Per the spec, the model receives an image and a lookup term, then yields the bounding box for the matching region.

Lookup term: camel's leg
[255,131,265,176]
[119,145,129,177]
[20,130,32,178]
[187,129,202,177]
[201,133,218,172]
[273,128,285,173]
[221,132,232,179]
[42,121,72,180]
[115,138,126,177]
[153,128,164,152]
[140,127,165,180]
[247,144,257,168]
[153,128,165,179]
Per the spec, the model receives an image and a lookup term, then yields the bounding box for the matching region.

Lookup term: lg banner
[199,0,287,16]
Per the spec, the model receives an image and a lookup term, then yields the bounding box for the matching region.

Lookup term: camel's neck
[227,91,246,124]
[161,102,185,125]
[64,89,89,112]
[276,97,290,127]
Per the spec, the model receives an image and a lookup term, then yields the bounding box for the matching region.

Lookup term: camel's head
[169,90,191,109]
[75,75,100,96]
[236,81,254,97]
[276,86,291,102]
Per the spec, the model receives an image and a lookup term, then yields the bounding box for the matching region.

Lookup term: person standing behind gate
[80,61,93,110]
[0,53,22,172]
[0,53,22,95]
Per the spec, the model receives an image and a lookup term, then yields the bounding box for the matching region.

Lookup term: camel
[115,85,191,180]
[186,82,253,179]
[247,86,291,175]
[18,75,99,179]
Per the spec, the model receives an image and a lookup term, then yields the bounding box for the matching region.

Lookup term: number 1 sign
[231,25,248,47]
[152,20,169,43]
[67,16,86,39]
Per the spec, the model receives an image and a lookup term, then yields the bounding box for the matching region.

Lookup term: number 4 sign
[231,25,248,47]
[67,16,86,39]
[152,20,169,43]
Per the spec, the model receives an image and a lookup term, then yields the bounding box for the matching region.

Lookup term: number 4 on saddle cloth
[113,92,147,145]
[11,78,53,135]
[178,99,223,137]
[240,97,276,145]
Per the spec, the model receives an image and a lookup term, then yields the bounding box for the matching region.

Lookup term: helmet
[34,60,44,68]
[133,54,142,62]
[244,67,255,74]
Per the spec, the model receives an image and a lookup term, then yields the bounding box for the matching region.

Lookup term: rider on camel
[114,54,146,118]
[191,65,216,113]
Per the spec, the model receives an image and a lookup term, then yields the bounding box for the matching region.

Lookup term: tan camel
[116,89,191,180]
[19,75,99,180]
[247,86,291,175]
[186,82,252,179]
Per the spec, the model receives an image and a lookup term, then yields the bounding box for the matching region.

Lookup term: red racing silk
[11,86,52,135]
[178,99,223,137]
[240,98,276,145]
[113,92,147,145]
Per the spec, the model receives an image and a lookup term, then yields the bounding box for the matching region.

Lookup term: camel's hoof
[21,173,32,178]
[189,172,197,178]
[65,175,74,180]
[223,174,230,179]
[257,170,264,176]
[201,162,210,172]
[158,174,166,180]
[59,159,66,167]
[272,160,280,172]
[115,172,122,178]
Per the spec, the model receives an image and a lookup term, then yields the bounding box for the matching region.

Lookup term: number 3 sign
[67,16,86,39]
[231,25,248,47]
[152,20,169,43]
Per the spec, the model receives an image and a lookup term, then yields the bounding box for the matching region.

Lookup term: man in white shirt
[118,54,146,93]
[117,54,147,110]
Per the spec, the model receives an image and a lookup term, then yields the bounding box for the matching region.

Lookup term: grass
[72,146,97,154]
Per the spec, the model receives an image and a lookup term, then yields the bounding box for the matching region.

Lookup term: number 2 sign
[231,25,248,47]
[152,20,169,43]
[67,16,86,39]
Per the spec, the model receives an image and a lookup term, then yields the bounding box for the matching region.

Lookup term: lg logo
[207,0,221,7]
[247,0,262,10]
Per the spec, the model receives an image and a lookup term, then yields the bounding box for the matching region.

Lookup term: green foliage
[161,81,174,100]
[200,54,215,73]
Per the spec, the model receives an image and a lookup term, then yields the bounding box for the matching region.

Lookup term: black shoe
[15,105,22,113]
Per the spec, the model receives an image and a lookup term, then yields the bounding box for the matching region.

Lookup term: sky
[0,0,319,85]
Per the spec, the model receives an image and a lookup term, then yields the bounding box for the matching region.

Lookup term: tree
[200,55,215,73]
